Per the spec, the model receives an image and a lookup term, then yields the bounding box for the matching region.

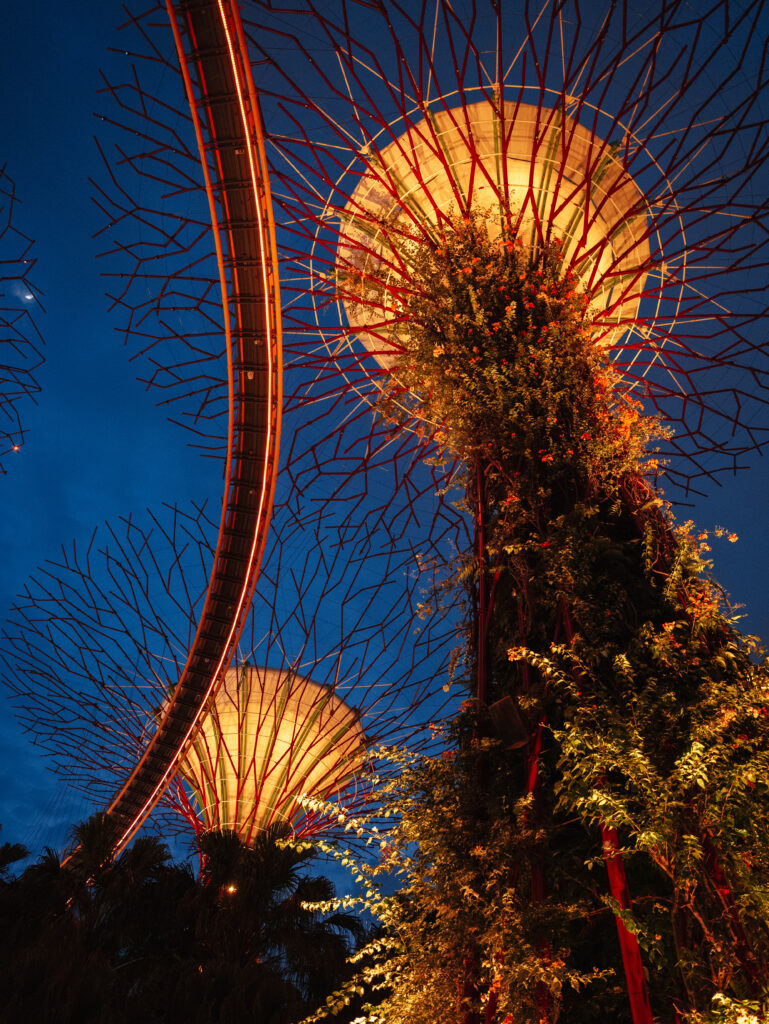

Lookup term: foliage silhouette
[0,817,360,1024]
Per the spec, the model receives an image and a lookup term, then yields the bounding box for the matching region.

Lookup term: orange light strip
[110,0,278,854]
[164,0,236,579]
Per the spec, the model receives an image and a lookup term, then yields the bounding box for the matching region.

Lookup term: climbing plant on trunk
[309,212,769,1023]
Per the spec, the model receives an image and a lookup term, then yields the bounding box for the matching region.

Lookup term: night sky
[1,0,769,860]
[0,0,208,853]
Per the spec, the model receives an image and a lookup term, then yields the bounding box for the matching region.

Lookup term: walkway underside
[102,0,282,855]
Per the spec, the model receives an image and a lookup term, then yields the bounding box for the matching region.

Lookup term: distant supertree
[173,662,366,845]
[3,500,453,846]
[0,165,43,471]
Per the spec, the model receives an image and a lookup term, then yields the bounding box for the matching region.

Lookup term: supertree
[242,5,768,1020]
[2,498,453,847]
[0,165,44,471]
[8,0,769,1019]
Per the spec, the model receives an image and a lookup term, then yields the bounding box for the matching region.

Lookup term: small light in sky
[9,281,34,304]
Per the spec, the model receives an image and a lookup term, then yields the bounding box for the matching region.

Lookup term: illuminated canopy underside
[177,665,365,842]
[338,100,650,362]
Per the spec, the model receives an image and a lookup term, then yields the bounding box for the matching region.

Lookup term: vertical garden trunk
[363,210,769,1019]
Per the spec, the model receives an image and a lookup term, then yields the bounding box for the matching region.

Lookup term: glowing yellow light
[338,100,650,362]
[177,665,365,844]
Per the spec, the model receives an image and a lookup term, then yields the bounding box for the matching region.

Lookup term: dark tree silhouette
[0,825,27,880]
[0,818,361,1024]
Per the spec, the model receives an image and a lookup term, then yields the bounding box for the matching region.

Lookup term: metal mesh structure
[244,0,769,502]
[3,499,454,844]
[0,165,44,471]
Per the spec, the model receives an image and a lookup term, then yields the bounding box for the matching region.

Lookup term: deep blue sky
[1,0,769,860]
[0,0,208,853]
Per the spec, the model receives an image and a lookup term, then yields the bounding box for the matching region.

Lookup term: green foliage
[298,742,621,1024]
[376,209,661,481]
[302,587,769,1020]
[540,528,769,1008]
[683,991,765,1024]
[318,211,769,1020]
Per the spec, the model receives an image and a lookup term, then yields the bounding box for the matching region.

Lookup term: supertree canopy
[3,499,452,846]
[336,98,650,359]
[245,0,769,500]
[175,663,365,844]
[91,1,769,495]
